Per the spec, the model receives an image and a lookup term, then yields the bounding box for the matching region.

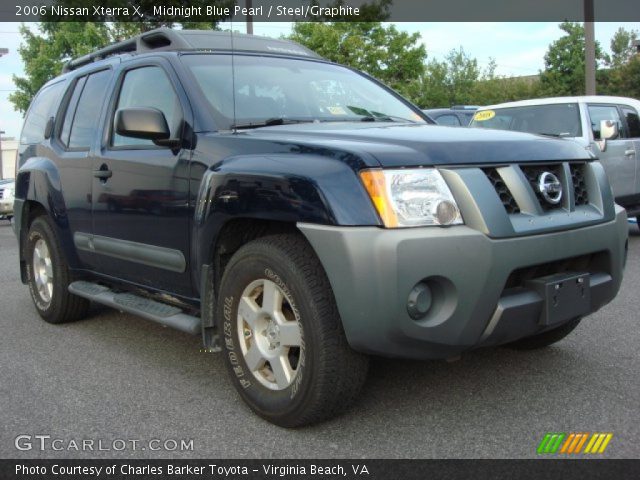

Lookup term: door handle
[93,165,112,180]
[625,149,635,156]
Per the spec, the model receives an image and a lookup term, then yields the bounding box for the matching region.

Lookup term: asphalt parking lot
[1,220,639,459]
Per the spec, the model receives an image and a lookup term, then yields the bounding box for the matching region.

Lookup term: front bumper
[298,206,628,359]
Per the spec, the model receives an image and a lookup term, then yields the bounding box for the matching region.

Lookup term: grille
[0,190,3,200]
[521,164,564,211]
[571,163,589,206]
[483,168,520,214]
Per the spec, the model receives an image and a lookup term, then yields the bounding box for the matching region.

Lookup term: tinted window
[112,67,182,147]
[67,70,112,149]
[621,106,640,138]
[587,105,624,140]
[471,103,582,137]
[59,76,87,147]
[182,54,425,128]
[435,114,461,126]
[20,81,66,144]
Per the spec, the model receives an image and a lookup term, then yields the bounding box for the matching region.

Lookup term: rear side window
[59,76,87,147]
[59,69,112,150]
[20,81,66,144]
[621,106,640,138]
[587,105,625,140]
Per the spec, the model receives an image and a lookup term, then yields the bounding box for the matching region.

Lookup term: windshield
[470,103,582,137]
[181,54,425,128]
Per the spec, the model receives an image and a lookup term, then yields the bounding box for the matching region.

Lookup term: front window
[470,103,582,138]
[181,54,425,128]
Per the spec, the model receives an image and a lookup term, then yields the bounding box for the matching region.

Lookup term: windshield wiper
[346,105,417,123]
[231,118,313,130]
[537,132,572,138]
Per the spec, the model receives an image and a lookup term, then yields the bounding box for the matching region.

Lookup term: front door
[587,103,636,200]
[620,104,640,199]
[90,60,192,297]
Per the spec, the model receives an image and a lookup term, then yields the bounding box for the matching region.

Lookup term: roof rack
[62,27,321,73]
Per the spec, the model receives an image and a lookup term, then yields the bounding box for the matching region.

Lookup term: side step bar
[68,281,201,335]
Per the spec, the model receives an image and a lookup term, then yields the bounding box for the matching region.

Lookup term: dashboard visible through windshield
[181,54,426,129]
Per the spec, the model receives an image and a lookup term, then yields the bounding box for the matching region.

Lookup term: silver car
[0,179,15,219]
[471,96,640,222]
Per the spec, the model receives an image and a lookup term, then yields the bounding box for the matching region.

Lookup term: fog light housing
[407,282,432,320]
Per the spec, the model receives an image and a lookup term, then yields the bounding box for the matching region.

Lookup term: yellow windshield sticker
[328,106,347,115]
[474,110,495,121]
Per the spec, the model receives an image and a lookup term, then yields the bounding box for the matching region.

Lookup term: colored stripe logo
[537,433,613,454]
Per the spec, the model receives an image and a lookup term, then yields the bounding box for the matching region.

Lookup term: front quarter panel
[193,153,381,281]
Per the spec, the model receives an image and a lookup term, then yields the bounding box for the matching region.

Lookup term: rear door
[89,59,193,297]
[586,103,636,201]
[50,68,113,271]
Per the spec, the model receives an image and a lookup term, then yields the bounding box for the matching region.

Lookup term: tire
[217,234,369,427]
[505,317,582,350]
[25,215,90,324]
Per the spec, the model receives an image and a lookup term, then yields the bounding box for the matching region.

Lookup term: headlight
[360,169,463,227]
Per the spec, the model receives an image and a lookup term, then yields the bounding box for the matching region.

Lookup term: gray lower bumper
[298,207,628,360]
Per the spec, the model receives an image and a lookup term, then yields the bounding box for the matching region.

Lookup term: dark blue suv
[13,29,627,427]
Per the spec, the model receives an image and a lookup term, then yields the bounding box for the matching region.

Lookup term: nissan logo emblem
[538,172,563,205]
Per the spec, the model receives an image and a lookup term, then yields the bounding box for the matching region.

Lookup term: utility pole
[584,0,596,95]
[246,0,253,34]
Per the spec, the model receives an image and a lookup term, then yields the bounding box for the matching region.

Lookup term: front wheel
[217,234,369,427]
[25,215,90,324]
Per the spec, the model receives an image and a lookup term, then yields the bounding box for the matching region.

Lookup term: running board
[68,281,201,335]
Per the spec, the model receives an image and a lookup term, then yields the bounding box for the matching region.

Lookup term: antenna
[230,21,237,133]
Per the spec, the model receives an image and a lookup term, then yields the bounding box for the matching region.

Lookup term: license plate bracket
[525,272,591,326]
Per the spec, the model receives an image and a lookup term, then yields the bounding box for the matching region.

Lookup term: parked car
[470,96,640,222]
[0,179,15,220]
[13,29,627,427]
[423,106,479,126]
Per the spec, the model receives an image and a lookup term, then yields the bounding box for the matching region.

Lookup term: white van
[471,96,640,221]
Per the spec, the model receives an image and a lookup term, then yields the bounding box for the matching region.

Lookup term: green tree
[288,22,426,100]
[608,27,638,68]
[10,7,231,114]
[10,23,111,113]
[539,22,605,96]
[605,56,640,98]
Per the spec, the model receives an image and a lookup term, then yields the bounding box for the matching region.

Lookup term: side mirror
[597,119,619,152]
[115,107,170,142]
[600,119,618,140]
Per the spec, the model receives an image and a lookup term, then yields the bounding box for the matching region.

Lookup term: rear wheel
[25,215,90,324]
[506,317,582,350]
[217,234,369,427]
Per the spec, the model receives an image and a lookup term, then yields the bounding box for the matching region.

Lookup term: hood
[242,123,592,167]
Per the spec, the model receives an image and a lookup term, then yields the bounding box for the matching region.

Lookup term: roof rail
[62,27,320,73]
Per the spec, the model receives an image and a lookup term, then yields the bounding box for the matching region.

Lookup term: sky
[1,21,639,139]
